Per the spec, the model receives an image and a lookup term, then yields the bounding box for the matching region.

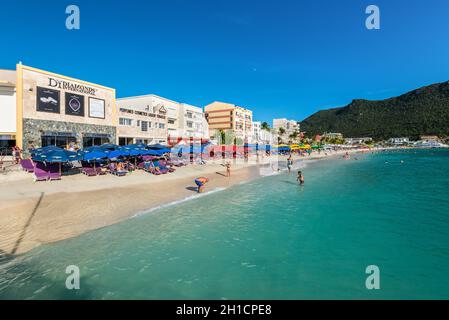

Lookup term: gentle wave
[132,187,227,218]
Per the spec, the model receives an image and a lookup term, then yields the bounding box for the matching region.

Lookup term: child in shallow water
[297,171,305,185]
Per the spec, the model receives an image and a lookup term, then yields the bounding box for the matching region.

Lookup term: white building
[252,121,261,143]
[388,137,410,145]
[117,94,209,146]
[345,137,373,145]
[175,103,209,143]
[273,118,300,137]
[251,121,274,144]
[0,70,17,153]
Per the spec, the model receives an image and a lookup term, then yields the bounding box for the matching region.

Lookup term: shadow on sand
[10,192,44,255]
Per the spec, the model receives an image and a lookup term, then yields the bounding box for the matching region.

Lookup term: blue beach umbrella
[100,143,120,151]
[83,151,108,161]
[32,149,80,163]
[82,151,108,170]
[32,149,81,176]
[81,146,111,154]
[31,145,62,156]
[129,149,144,157]
[124,143,148,150]
[107,149,129,160]
[148,143,169,150]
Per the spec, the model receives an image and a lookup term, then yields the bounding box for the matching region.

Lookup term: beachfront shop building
[0,64,117,152]
[116,94,170,145]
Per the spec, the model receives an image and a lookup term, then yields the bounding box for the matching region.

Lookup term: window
[168,119,175,125]
[119,137,134,146]
[187,121,193,129]
[141,121,148,132]
[186,112,193,119]
[83,137,110,148]
[159,123,165,129]
[119,118,133,126]
[41,135,77,149]
[137,120,141,127]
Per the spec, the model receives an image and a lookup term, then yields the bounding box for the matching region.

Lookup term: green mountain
[300,81,449,140]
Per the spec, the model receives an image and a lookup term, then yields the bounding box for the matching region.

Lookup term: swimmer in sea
[194,177,209,193]
[297,171,305,186]
[287,155,293,173]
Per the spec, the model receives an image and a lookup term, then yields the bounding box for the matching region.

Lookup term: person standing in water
[297,171,305,185]
[195,177,209,193]
[287,155,293,173]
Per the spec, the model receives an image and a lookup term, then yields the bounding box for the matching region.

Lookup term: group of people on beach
[194,155,304,193]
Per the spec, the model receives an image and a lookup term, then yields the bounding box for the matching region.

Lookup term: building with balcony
[169,103,209,145]
[273,118,300,137]
[204,101,253,143]
[117,94,209,146]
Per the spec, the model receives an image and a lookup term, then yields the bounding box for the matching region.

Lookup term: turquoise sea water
[1,149,449,300]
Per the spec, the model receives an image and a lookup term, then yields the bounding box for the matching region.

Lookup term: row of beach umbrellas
[31,143,172,163]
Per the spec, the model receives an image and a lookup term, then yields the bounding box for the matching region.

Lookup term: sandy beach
[0,148,378,256]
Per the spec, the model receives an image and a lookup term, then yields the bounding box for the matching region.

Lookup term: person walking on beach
[195,177,209,193]
[225,161,231,177]
[297,171,305,186]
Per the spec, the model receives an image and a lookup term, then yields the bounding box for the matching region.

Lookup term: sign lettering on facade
[48,77,97,96]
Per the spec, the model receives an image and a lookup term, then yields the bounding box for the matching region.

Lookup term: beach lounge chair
[165,157,186,167]
[143,162,164,175]
[95,166,107,176]
[156,160,176,172]
[20,159,35,173]
[47,164,62,181]
[82,164,97,176]
[108,163,128,177]
[33,162,50,182]
[151,161,170,174]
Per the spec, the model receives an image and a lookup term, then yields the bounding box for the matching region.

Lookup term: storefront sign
[48,77,97,96]
[89,97,105,119]
[65,93,85,117]
[37,87,60,113]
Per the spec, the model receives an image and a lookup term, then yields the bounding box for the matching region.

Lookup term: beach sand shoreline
[0,148,386,256]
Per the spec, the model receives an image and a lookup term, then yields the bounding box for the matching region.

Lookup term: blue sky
[1,0,448,122]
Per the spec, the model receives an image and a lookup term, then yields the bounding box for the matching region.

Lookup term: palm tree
[261,122,270,131]
[278,127,286,136]
[289,131,299,142]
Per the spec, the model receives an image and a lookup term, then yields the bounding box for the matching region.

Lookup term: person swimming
[297,171,305,185]
[194,177,209,193]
